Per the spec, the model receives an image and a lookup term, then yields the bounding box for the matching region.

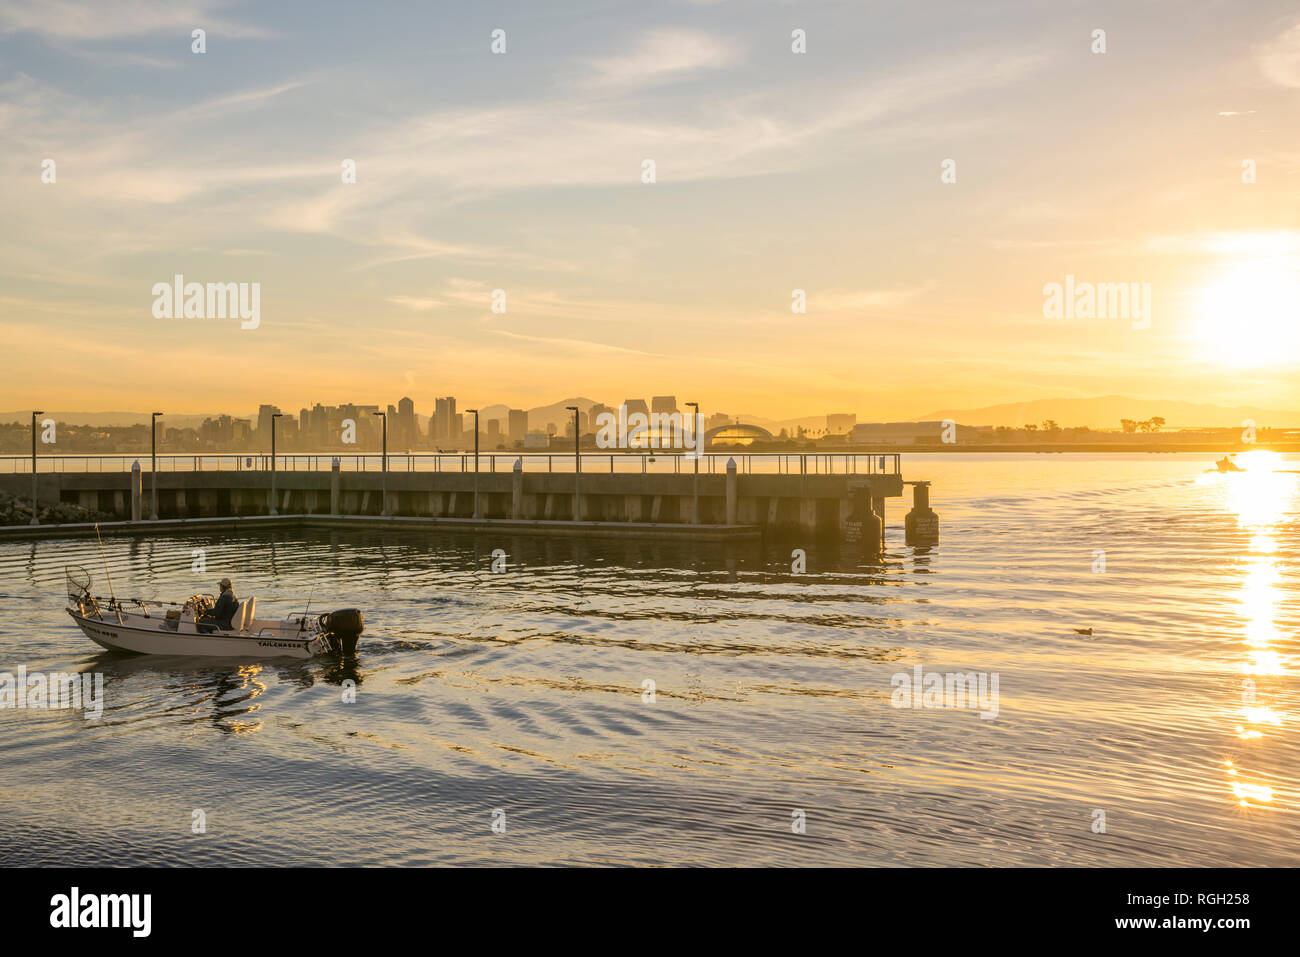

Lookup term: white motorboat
[65,566,365,659]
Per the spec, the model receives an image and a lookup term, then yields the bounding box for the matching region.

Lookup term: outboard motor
[319,608,365,656]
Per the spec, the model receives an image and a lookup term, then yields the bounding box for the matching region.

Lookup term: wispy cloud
[491,330,663,358]
[579,28,741,91]
[386,295,443,312]
[0,0,268,40]
[1258,18,1300,86]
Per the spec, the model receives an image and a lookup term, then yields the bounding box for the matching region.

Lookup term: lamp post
[466,408,480,518]
[566,405,580,521]
[372,411,387,516]
[29,410,43,526]
[150,411,164,520]
[685,401,700,524]
[269,412,283,515]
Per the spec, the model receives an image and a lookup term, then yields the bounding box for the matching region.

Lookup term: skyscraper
[508,408,528,444]
[651,395,680,446]
[256,404,281,438]
[433,396,457,443]
[397,396,416,447]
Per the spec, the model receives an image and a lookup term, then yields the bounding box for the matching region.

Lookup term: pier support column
[330,457,341,515]
[846,487,881,557]
[691,460,700,525]
[872,495,886,548]
[512,458,523,519]
[130,460,142,522]
[725,457,737,525]
[904,482,940,546]
[798,498,817,536]
[573,468,581,523]
[863,499,883,558]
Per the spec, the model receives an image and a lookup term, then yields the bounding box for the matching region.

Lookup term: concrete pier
[0,460,919,543]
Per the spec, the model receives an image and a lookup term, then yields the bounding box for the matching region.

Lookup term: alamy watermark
[1043,275,1150,330]
[891,665,999,720]
[593,404,706,458]
[50,887,150,937]
[0,666,103,719]
[152,274,260,329]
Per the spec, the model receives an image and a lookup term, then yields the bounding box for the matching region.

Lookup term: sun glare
[1195,258,1300,367]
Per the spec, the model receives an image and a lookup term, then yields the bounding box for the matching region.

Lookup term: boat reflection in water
[84,652,364,735]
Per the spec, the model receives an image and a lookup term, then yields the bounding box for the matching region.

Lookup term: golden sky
[2,0,1298,420]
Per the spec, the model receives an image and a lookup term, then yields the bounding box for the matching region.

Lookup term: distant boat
[1213,455,1244,472]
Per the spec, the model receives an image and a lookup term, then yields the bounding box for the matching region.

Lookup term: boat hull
[70,610,324,659]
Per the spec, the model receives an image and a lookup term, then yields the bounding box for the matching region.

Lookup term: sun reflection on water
[1212,451,1295,810]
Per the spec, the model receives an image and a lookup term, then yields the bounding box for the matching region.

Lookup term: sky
[1,0,1298,421]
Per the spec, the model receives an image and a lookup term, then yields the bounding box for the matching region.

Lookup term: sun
[1194,258,1300,366]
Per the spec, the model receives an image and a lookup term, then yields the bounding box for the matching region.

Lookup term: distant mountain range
[0,411,224,429]
[4,394,1298,432]
[474,398,598,431]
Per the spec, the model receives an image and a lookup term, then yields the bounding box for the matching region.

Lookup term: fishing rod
[93,522,123,625]
[293,581,319,637]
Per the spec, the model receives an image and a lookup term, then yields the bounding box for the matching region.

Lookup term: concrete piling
[512,458,523,519]
[726,457,737,525]
[846,486,882,557]
[904,481,940,546]
[863,501,883,556]
[330,457,341,515]
[130,460,142,521]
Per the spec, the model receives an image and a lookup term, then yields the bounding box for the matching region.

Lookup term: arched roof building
[705,423,774,447]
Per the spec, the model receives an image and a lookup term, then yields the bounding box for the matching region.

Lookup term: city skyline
[3,1,1299,418]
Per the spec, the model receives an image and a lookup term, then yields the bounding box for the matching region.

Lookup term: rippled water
[1,452,1296,866]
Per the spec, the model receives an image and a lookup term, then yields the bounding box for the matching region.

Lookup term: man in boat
[198,578,239,632]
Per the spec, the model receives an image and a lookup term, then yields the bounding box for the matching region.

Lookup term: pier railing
[2,452,901,477]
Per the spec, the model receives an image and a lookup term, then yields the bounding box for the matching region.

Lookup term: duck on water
[65,566,365,659]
